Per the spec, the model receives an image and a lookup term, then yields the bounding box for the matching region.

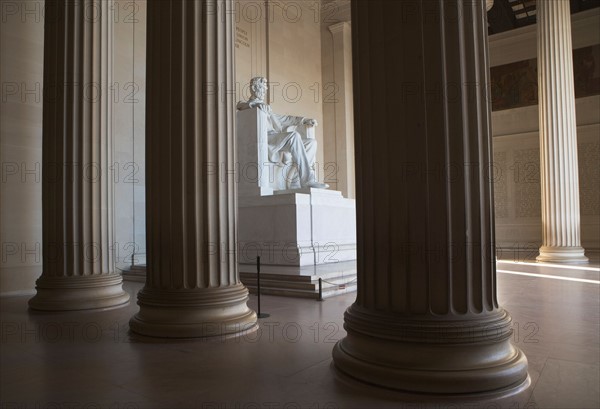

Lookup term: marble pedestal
[238,188,356,268]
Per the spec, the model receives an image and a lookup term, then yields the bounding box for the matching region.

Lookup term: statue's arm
[237,98,316,128]
[236,100,270,112]
[272,112,315,127]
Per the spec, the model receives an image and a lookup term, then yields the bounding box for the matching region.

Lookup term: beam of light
[497,269,600,284]
[497,260,600,272]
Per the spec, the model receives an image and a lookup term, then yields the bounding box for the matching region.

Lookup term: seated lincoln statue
[237,77,329,190]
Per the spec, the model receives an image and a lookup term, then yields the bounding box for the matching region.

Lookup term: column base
[332,305,529,395]
[537,246,588,264]
[130,283,258,338]
[28,274,130,311]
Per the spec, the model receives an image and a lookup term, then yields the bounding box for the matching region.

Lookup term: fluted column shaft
[328,22,355,199]
[332,0,528,394]
[129,0,257,338]
[29,0,130,311]
[536,0,587,263]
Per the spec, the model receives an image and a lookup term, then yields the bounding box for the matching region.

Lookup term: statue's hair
[250,76,267,92]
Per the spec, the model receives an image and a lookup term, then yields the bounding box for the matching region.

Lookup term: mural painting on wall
[491,44,600,111]
[574,45,600,97]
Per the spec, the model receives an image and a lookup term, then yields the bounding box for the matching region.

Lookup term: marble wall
[0,0,45,295]
[235,0,327,184]
[490,8,600,256]
[113,0,147,270]
[0,0,147,295]
[320,0,354,198]
[234,0,268,97]
[267,0,326,179]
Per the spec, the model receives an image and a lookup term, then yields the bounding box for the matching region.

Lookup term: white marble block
[237,109,357,267]
[238,189,356,267]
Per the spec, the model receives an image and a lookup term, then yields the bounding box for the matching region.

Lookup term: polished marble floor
[1,260,599,409]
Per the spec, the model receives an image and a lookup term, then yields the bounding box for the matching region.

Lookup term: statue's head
[249,77,268,101]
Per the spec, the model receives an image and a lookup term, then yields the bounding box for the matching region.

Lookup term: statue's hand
[251,101,271,113]
[303,118,318,127]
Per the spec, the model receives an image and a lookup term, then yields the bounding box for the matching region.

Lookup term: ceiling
[319,0,600,34]
[488,0,600,34]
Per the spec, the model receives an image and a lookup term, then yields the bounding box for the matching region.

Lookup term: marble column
[332,0,528,394]
[328,22,355,199]
[29,0,130,311]
[536,0,588,263]
[129,0,257,338]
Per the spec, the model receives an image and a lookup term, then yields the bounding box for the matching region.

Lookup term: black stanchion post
[257,256,260,314]
[256,256,269,318]
[318,278,324,301]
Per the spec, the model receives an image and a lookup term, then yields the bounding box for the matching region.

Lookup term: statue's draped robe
[237,101,313,164]
[264,109,309,163]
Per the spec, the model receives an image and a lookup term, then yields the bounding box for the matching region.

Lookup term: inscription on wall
[494,151,509,218]
[236,26,250,49]
[578,141,600,216]
[513,148,541,218]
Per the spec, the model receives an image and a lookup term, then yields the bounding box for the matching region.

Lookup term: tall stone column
[29,0,130,311]
[129,0,257,338]
[328,22,355,199]
[332,0,528,394]
[536,0,588,263]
